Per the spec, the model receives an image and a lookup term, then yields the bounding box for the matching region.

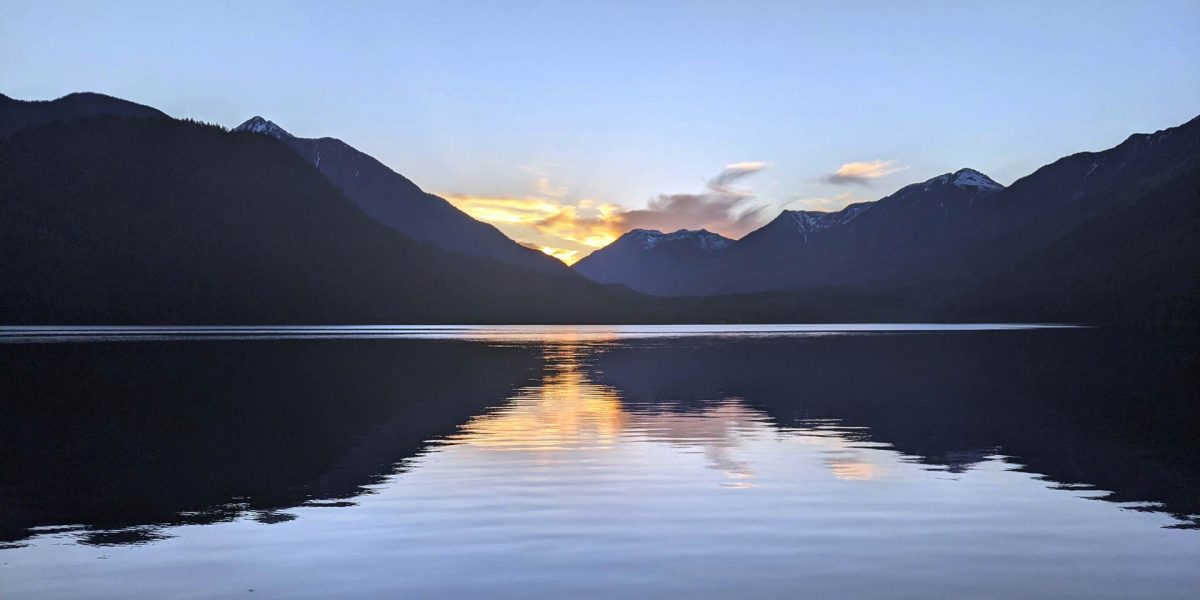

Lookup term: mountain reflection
[0,339,543,546]
[585,331,1200,527]
[1,328,1197,550]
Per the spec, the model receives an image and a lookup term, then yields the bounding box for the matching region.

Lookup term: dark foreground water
[1,325,1198,599]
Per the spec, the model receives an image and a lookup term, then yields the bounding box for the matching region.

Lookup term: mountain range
[574,119,1200,324]
[0,94,640,324]
[574,228,733,295]
[579,167,1006,295]
[0,91,1196,325]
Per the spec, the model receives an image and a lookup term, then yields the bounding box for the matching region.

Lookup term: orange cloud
[538,246,582,264]
[517,240,583,265]
[442,162,771,265]
[445,195,562,225]
[530,204,625,249]
[447,195,623,264]
[824,159,906,185]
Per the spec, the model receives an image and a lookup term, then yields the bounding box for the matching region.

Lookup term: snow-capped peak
[913,168,1004,194]
[949,168,1003,191]
[625,228,731,252]
[233,116,292,139]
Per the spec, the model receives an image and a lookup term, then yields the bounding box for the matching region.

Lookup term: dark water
[1,326,1198,599]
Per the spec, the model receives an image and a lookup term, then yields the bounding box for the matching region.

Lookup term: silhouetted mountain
[0,92,167,137]
[573,228,732,295]
[572,117,1200,325]
[957,151,1200,324]
[2,91,1196,325]
[710,168,1005,295]
[0,115,645,324]
[574,168,1006,296]
[232,116,570,275]
[963,116,1200,265]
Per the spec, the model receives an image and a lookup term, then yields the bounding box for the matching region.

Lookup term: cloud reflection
[448,342,889,488]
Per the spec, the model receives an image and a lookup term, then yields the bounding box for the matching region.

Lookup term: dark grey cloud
[621,162,770,238]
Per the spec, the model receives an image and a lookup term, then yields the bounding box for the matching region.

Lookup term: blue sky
[3,1,1198,262]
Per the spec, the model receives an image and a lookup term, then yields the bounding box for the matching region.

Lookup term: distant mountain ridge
[574,229,733,295]
[573,114,1199,322]
[776,204,873,236]
[1,90,1196,325]
[232,116,570,276]
[712,167,1008,295]
[577,167,1009,295]
[0,92,167,137]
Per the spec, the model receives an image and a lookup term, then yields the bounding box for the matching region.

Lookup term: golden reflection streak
[454,343,626,451]
[828,460,882,481]
[449,340,888,485]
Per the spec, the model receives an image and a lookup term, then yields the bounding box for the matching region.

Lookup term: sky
[3,1,1198,263]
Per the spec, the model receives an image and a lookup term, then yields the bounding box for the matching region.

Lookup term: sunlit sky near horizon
[3,1,1198,263]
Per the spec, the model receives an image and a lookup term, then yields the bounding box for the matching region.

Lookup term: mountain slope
[0,92,167,137]
[0,116,641,324]
[710,168,1006,295]
[232,117,569,276]
[573,229,732,295]
[576,168,1006,296]
[960,115,1200,279]
[956,155,1200,325]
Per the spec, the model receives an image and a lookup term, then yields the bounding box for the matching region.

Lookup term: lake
[2,325,1198,599]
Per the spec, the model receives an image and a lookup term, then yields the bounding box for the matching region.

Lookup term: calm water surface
[1,325,1198,598]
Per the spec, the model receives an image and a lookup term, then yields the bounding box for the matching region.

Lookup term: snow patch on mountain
[950,168,1004,191]
[921,168,1004,192]
[627,229,732,252]
[233,116,292,140]
[783,202,872,234]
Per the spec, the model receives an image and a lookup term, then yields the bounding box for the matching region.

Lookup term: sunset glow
[3,1,1198,596]
[441,162,776,264]
[538,246,582,264]
[444,193,624,264]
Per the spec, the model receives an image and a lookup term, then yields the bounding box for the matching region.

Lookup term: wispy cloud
[530,203,626,250]
[442,162,771,264]
[620,162,769,238]
[520,164,569,198]
[445,195,563,225]
[823,159,906,185]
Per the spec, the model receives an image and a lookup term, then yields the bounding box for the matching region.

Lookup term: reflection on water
[455,345,627,451]
[0,322,1079,344]
[1,326,1198,598]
